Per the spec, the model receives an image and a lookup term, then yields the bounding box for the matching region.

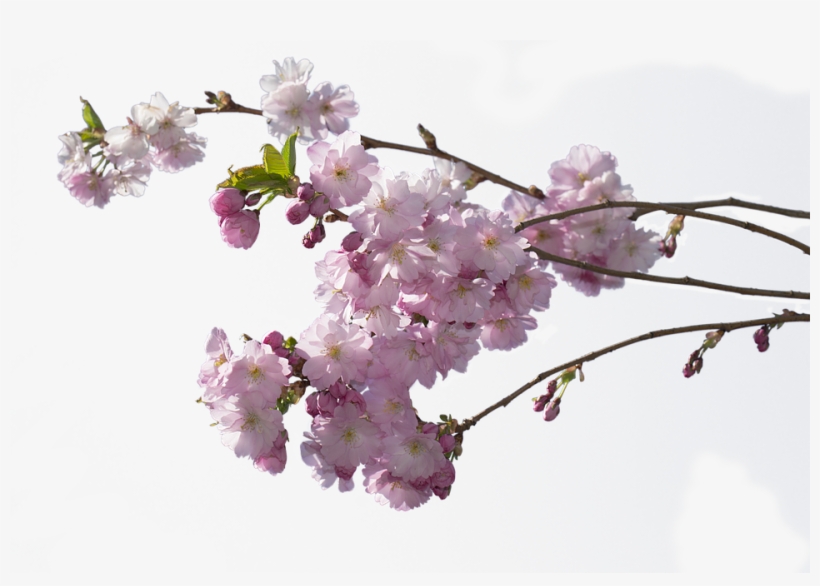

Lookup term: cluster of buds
[660,214,685,258]
[682,330,724,378]
[210,188,262,249]
[284,182,331,248]
[533,365,583,422]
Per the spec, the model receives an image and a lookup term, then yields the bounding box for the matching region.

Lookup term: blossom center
[390,244,406,264]
[247,363,265,383]
[214,353,227,368]
[241,411,262,433]
[483,236,499,250]
[519,275,533,290]
[404,439,427,457]
[577,172,589,184]
[384,399,403,415]
[324,343,342,360]
[341,426,360,445]
[333,164,351,182]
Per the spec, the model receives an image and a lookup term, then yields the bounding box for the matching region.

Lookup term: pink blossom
[300,433,355,492]
[109,160,151,198]
[224,340,291,402]
[607,225,662,273]
[548,144,618,196]
[220,210,260,249]
[211,391,285,460]
[151,132,206,173]
[313,403,383,468]
[262,82,317,143]
[308,81,359,136]
[198,327,234,398]
[147,92,197,150]
[307,132,379,208]
[454,209,529,283]
[64,169,114,209]
[479,313,537,351]
[383,432,445,481]
[505,266,557,314]
[285,199,311,225]
[297,316,373,389]
[103,103,160,161]
[349,173,426,241]
[260,57,313,93]
[254,429,288,475]
[363,464,431,511]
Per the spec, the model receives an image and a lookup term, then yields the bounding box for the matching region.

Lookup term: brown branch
[455,312,810,435]
[629,197,809,220]
[529,247,810,300]
[518,201,810,255]
[358,134,543,199]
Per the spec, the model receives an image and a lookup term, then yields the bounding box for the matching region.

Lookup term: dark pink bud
[546,379,558,399]
[409,477,431,491]
[431,460,456,489]
[305,392,320,418]
[285,199,311,225]
[263,330,284,349]
[533,395,549,412]
[543,397,561,421]
[663,236,677,258]
[683,363,696,378]
[439,434,456,453]
[421,422,438,435]
[334,465,356,482]
[753,327,769,346]
[302,223,326,249]
[317,391,337,417]
[296,182,315,201]
[210,188,245,217]
[328,381,347,400]
[309,194,331,218]
[757,340,770,352]
[273,346,290,358]
[341,231,365,252]
[693,358,703,373]
[343,389,367,416]
[432,485,451,500]
[244,192,262,207]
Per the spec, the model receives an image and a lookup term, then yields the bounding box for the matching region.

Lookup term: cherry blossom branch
[454,312,810,435]
[518,201,810,255]
[357,133,545,200]
[528,247,809,300]
[629,197,809,220]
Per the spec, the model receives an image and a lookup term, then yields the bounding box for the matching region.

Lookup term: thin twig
[358,134,542,200]
[518,201,810,255]
[455,312,810,435]
[529,247,809,300]
[629,197,809,220]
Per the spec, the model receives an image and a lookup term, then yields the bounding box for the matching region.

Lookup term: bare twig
[629,197,809,220]
[455,312,810,435]
[518,201,810,255]
[529,247,809,300]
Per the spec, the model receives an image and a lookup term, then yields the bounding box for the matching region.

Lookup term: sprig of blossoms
[57,94,205,209]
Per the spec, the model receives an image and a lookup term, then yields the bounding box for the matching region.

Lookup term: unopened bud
[296,182,315,201]
[286,199,311,225]
[543,397,562,422]
[263,330,284,349]
[244,192,262,207]
[341,231,364,252]
[417,124,438,150]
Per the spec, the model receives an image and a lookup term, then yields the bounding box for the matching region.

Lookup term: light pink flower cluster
[506,145,662,296]
[197,328,294,472]
[57,92,205,209]
[261,57,359,144]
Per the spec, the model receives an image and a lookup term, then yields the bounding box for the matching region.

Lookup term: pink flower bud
[263,330,285,349]
[219,210,260,249]
[309,194,331,218]
[341,231,365,252]
[439,434,456,453]
[285,199,311,225]
[421,422,438,435]
[305,392,320,418]
[753,327,770,352]
[245,192,262,206]
[683,363,696,378]
[533,395,549,412]
[302,223,326,249]
[297,182,315,201]
[543,397,561,421]
[210,188,245,217]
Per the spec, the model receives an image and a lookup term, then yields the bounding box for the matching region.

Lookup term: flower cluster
[209,188,261,249]
[261,57,359,144]
[506,145,662,296]
[57,93,205,208]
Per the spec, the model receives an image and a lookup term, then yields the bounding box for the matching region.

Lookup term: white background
[0,1,815,584]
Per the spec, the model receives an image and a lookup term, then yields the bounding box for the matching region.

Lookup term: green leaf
[261,144,289,177]
[439,414,449,421]
[217,165,289,191]
[282,132,298,176]
[80,98,104,131]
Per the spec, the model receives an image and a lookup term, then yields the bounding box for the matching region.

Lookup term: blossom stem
[628,197,809,220]
[518,201,809,255]
[528,246,809,300]
[455,312,810,435]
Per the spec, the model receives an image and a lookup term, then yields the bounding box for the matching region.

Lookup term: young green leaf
[262,144,289,177]
[282,131,298,176]
[80,97,104,131]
